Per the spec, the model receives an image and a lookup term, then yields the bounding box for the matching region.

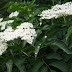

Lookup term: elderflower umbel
[15,22,37,44]
[0,20,14,30]
[39,2,72,19]
[9,11,19,18]
[0,22,37,55]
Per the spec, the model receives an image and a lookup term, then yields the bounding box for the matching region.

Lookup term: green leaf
[40,66,48,72]
[66,26,72,39]
[32,29,42,45]
[50,69,56,72]
[69,63,72,72]
[46,39,72,54]
[32,61,44,72]
[14,58,26,72]
[36,29,42,38]
[6,60,13,72]
[50,61,68,72]
[2,2,14,9]
[46,53,62,60]
[62,53,72,62]
[22,40,27,48]
[30,0,36,5]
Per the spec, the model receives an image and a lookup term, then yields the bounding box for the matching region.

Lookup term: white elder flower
[0,22,37,55]
[9,11,19,18]
[0,20,14,30]
[39,2,72,19]
[15,22,37,44]
[44,36,47,38]
[5,26,14,32]
[7,20,14,24]
[0,26,15,41]
[17,22,33,29]
[1,25,5,30]
[0,18,3,22]
[0,22,37,44]
[0,39,7,55]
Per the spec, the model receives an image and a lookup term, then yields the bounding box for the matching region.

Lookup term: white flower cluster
[0,11,19,30]
[0,10,37,55]
[0,39,7,55]
[39,2,72,19]
[9,11,19,18]
[0,20,14,30]
[15,22,37,44]
[0,22,37,55]
[0,22,37,44]
[0,26,15,41]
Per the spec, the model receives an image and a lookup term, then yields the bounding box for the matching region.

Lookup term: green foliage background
[0,0,72,72]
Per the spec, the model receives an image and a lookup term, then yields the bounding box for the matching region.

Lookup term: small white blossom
[0,20,14,30]
[44,36,47,38]
[39,43,41,45]
[0,39,7,55]
[35,53,37,54]
[9,11,19,18]
[39,19,42,25]
[0,18,3,22]
[37,46,40,48]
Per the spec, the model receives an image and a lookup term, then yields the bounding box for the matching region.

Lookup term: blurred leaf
[50,61,68,72]
[50,69,56,72]
[40,66,48,72]
[32,61,44,72]
[46,39,72,54]
[14,58,26,72]
[32,29,42,45]
[69,63,72,72]
[30,0,36,5]
[46,53,62,60]
[22,40,27,48]
[2,2,14,9]
[66,26,72,40]
[62,53,72,62]
[6,60,13,72]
